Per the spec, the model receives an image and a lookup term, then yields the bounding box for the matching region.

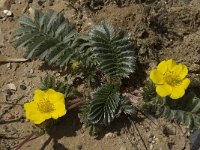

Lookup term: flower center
[37,99,55,113]
[164,71,181,86]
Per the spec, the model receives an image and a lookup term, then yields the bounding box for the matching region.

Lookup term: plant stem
[14,132,34,150]
[0,102,23,106]
[68,100,86,110]
[68,99,83,104]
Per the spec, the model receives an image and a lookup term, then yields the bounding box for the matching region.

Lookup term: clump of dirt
[0,0,200,149]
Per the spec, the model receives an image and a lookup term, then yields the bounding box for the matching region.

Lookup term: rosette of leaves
[78,21,137,129]
[12,9,76,69]
[143,82,200,129]
[13,8,137,134]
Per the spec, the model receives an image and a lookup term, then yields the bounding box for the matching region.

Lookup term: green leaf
[79,104,101,136]
[144,90,200,129]
[13,9,76,69]
[142,81,156,102]
[89,21,136,79]
[40,75,67,95]
[19,16,36,28]
[88,84,120,126]
[72,34,96,68]
[13,32,39,49]
[12,26,35,37]
[120,96,137,116]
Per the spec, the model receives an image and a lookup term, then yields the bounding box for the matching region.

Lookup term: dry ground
[0,0,200,149]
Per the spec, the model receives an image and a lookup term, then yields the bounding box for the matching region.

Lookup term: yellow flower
[150,59,190,99]
[24,89,67,124]
[71,62,80,71]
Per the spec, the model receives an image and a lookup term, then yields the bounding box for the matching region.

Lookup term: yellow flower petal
[24,101,48,124]
[49,91,66,119]
[166,59,176,70]
[46,89,56,95]
[170,86,185,99]
[49,90,65,103]
[172,64,183,74]
[181,78,190,90]
[51,104,66,119]
[179,65,188,79]
[34,90,45,102]
[24,89,67,124]
[156,84,172,97]
[150,70,164,84]
[157,61,167,74]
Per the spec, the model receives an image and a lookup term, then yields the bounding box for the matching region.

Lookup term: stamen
[164,71,181,86]
[37,98,55,113]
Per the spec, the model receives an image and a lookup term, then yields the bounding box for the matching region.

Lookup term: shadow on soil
[39,109,144,149]
[40,109,81,150]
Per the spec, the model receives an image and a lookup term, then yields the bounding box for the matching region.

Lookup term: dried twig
[14,132,34,150]
[68,99,83,105]
[0,55,28,63]
[127,94,160,128]
[129,117,148,150]
[0,102,23,106]
[68,100,86,110]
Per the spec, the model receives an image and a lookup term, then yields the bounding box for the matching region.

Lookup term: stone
[30,69,34,74]
[7,83,17,91]
[105,132,116,138]
[6,10,12,16]
[3,9,9,14]
[20,84,27,90]
[6,63,11,69]
[3,9,12,17]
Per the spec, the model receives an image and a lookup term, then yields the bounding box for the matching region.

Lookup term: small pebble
[105,132,116,138]
[152,140,156,144]
[7,83,17,91]
[30,69,34,74]
[20,84,27,90]
[3,10,8,14]
[7,63,11,69]
[3,10,13,17]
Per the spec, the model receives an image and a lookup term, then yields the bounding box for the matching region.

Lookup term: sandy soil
[0,0,200,149]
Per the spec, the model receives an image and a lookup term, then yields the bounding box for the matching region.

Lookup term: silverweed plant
[143,60,200,129]
[12,8,200,150]
[13,9,137,135]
